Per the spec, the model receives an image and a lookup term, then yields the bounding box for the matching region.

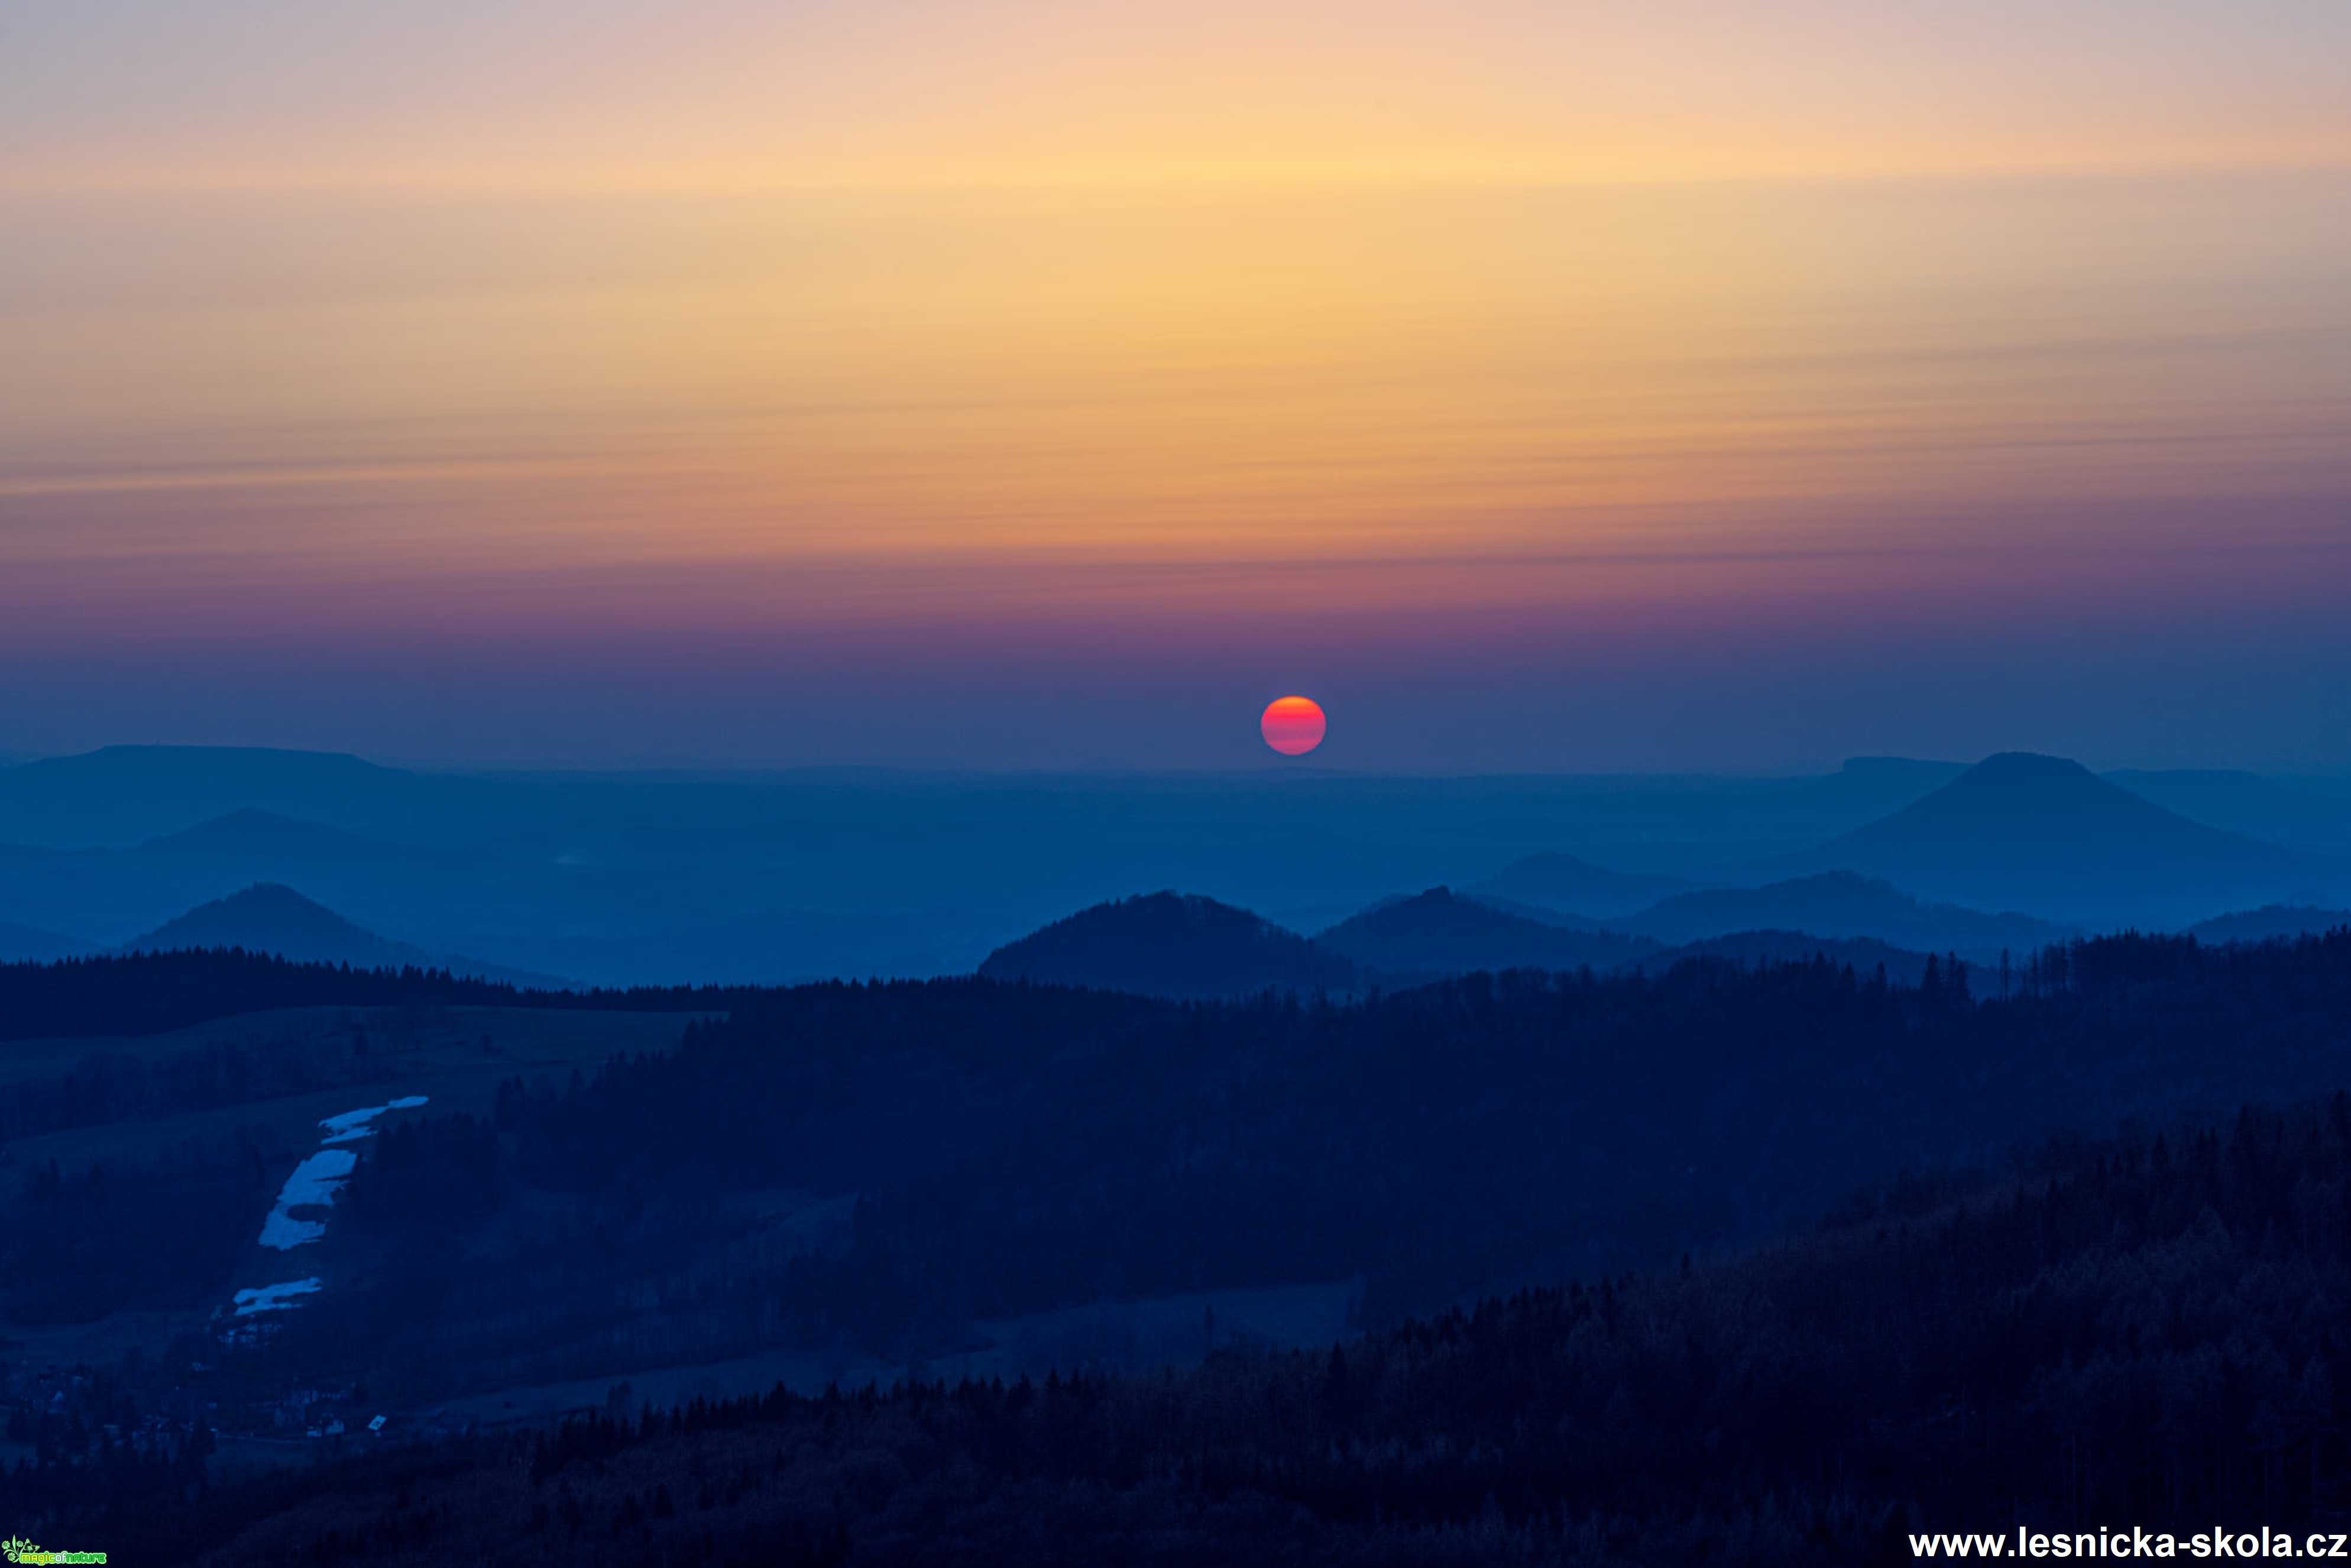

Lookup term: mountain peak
[1317,886,1656,976]
[1774,870,1909,898]
[1618,872,2061,957]
[1891,752,2185,822]
[0,743,413,850]
[131,883,374,953]
[1955,752,2101,785]
[16,744,398,785]
[1792,750,2313,925]
[143,807,311,844]
[122,884,566,987]
[216,881,339,911]
[978,892,1353,999]
[1469,853,1689,919]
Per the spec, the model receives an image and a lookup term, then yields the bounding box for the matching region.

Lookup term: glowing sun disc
[1261,695,1327,756]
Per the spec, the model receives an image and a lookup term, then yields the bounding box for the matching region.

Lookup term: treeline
[5,1128,289,1324]
[0,1030,355,1145]
[56,1086,2351,1564]
[0,1415,216,1556]
[0,948,754,1042]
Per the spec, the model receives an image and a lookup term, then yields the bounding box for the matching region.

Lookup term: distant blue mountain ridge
[0,745,2344,985]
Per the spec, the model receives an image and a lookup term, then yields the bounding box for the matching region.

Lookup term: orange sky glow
[3,0,2348,767]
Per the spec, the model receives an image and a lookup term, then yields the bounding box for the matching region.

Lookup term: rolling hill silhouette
[1317,887,1658,977]
[1787,752,2330,925]
[1616,870,2065,960]
[9,743,2342,985]
[2184,905,2351,945]
[2104,769,2351,856]
[130,808,435,865]
[1468,854,1692,918]
[123,883,566,987]
[1467,891,1648,932]
[0,744,424,847]
[0,918,95,964]
[1630,929,1939,985]
[977,892,1355,999]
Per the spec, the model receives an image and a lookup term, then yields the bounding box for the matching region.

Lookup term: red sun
[1261,695,1327,756]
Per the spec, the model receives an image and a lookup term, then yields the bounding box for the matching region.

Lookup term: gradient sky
[4,1,2349,770]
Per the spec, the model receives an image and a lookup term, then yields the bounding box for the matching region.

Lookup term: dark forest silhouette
[0,947,737,1044]
[10,928,2351,1563]
[30,1083,2351,1563]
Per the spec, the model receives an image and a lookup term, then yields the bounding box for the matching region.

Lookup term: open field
[0,1005,710,1376]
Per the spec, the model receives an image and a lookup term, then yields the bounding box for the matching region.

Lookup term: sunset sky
[4,0,2349,770]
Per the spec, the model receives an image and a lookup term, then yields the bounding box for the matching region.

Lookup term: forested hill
[190,932,2351,1425]
[0,948,747,1042]
[53,1091,2351,1564]
[1314,886,1657,977]
[976,890,1358,997]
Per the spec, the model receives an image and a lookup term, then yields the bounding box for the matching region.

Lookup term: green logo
[3,1538,108,1565]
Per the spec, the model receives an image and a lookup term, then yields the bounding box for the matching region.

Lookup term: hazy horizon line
[9,740,2351,785]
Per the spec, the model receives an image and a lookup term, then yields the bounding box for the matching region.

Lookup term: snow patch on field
[230,1094,433,1324]
[234,1278,324,1316]
[257,1148,360,1249]
[257,1094,433,1248]
[319,1095,430,1146]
